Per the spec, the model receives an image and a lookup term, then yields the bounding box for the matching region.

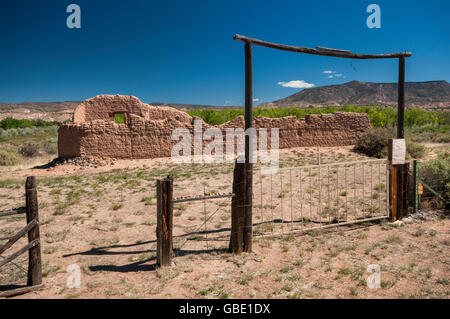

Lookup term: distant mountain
[0,100,238,121]
[2,80,448,122]
[0,101,80,112]
[0,101,80,122]
[262,80,450,109]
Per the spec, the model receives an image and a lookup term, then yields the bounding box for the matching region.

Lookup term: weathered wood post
[388,143,410,221]
[156,175,173,267]
[388,56,409,221]
[243,41,253,253]
[25,176,42,286]
[397,56,405,139]
[230,157,246,253]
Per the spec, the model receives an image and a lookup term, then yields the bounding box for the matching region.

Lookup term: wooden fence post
[230,157,245,253]
[156,175,173,267]
[389,163,397,221]
[389,163,409,221]
[243,41,253,253]
[388,138,410,221]
[25,176,42,286]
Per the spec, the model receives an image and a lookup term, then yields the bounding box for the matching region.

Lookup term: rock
[410,210,433,220]
[392,220,404,227]
[403,217,413,224]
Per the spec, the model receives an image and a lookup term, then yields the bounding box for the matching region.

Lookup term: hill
[262,80,450,109]
[0,100,239,121]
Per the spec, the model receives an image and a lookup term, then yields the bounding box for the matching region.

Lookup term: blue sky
[0,0,449,105]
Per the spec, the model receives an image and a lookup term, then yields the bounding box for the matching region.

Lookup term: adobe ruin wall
[58,95,371,159]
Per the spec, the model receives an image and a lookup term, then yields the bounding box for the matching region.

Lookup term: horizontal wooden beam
[0,219,38,255]
[0,207,26,218]
[233,34,412,59]
[0,284,44,298]
[0,239,39,269]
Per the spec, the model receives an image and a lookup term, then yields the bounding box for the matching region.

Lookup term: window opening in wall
[114,113,125,124]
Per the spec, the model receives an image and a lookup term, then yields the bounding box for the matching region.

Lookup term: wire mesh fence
[171,183,233,253]
[417,162,449,210]
[252,159,389,237]
[166,159,390,252]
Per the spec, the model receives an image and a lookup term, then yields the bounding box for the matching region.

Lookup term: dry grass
[0,146,448,299]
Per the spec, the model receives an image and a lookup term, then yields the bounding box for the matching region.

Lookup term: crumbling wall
[58,95,371,159]
[72,95,191,123]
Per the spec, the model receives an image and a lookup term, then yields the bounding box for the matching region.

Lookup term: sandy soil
[0,146,448,299]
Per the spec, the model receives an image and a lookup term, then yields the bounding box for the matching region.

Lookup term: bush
[0,126,58,142]
[354,128,395,158]
[406,141,427,159]
[419,152,450,203]
[0,149,22,166]
[0,118,33,129]
[19,143,40,157]
[187,106,449,128]
[356,128,428,159]
[42,141,57,154]
[0,118,60,130]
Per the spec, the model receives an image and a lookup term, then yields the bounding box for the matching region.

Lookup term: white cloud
[277,80,315,89]
[323,70,336,74]
[326,73,345,79]
[253,98,260,102]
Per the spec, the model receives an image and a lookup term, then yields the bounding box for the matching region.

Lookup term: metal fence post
[413,160,418,214]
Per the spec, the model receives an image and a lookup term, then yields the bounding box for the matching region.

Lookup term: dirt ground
[0,146,448,299]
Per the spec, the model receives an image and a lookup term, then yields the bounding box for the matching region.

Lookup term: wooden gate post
[388,56,409,221]
[25,176,42,286]
[243,41,253,253]
[156,175,173,267]
[389,163,409,221]
[230,157,245,253]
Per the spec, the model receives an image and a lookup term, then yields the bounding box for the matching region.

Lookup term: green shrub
[0,149,22,166]
[418,152,450,202]
[406,141,427,159]
[356,128,428,159]
[0,118,60,130]
[354,128,395,158]
[187,106,449,128]
[0,126,58,142]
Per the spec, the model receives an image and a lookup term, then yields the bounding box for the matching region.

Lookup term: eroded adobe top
[72,94,192,124]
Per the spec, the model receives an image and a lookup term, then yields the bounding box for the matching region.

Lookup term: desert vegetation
[0,118,58,166]
[189,106,448,156]
[354,127,428,159]
[418,151,450,206]
[188,105,449,128]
